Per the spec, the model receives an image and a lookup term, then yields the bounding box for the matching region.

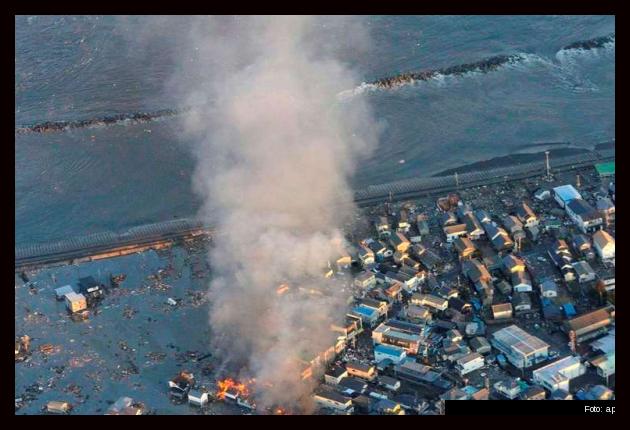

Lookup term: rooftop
[492,325,549,356]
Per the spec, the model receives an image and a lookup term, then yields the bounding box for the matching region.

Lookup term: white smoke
[170,16,380,410]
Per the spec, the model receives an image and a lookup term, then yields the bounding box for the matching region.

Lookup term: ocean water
[15,15,615,245]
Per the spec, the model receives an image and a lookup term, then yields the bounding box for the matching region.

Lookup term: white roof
[533,356,582,384]
[493,325,549,356]
[553,185,582,202]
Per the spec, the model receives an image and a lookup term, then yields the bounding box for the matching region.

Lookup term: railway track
[15,149,613,271]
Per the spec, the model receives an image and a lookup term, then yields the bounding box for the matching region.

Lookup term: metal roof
[492,325,549,356]
[553,184,582,202]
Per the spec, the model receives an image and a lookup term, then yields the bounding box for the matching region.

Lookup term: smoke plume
[174,16,379,411]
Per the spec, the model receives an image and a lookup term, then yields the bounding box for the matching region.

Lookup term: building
[464,259,491,284]
[512,292,532,312]
[572,261,596,283]
[372,320,424,355]
[378,375,401,392]
[475,209,492,224]
[443,224,468,243]
[313,388,354,414]
[389,231,411,253]
[358,245,375,267]
[325,365,349,385]
[572,234,594,259]
[469,336,491,355]
[65,292,87,314]
[566,199,603,233]
[516,202,539,228]
[502,215,523,235]
[595,161,615,177]
[590,330,615,379]
[564,308,613,344]
[503,254,526,273]
[453,236,477,259]
[78,276,105,304]
[346,361,377,381]
[532,356,586,392]
[394,361,452,391]
[456,352,485,376]
[411,293,448,311]
[350,305,381,328]
[54,285,74,301]
[338,377,368,396]
[416,215,430,235]
[374,344,407,365]
[484,222,514,252]
[553,184,582,208]
[354,271,376,289]
[374,216,391,238]
[359,298,389,317]
[494,279,512,296]
[491,325,549,368]
[168,371,195,400]
[397,210,411,233]
[592,230,615,261]
[441,211,458,226]
[187,390,209,407]
[534,189,551,201]
[492,303,513,320]
[46,401,72,414]
[539,279,558,298]
[511,271,532,293]
[403,304,432,323]
[464,212,485,240]
[494,379,522,399]
[521,385,547,400]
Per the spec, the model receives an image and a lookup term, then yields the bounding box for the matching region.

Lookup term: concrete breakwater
[15,148,613,270]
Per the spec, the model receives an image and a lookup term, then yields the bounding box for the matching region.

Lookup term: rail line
[15,149,614,271]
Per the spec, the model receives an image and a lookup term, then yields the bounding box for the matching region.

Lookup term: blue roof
[353,305,378,318]
[375,344,406,358]
[563,303,576,316]
[553,185,581,202]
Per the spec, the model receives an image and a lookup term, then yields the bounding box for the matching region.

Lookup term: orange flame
[216,378,250,400]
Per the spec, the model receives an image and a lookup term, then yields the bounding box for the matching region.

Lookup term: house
[374,399,405,415]
[346,361,377,381]
[378,375,401,392]
[572,260,596,283]
[394,361,453,391]
[469,336,491,355]
[456,352,485,376]
[592,230,615,260]
[532,356,586,392]
[566,199,603,233]
[503,254,526,273]
[494,379,522,399]
[446,329,463,343]
[436,285,458,300]
[403,304,432,323]
[502,215,523,235]
[443,224,468,243]
[368,241,388,261]
[553,184,582,208]
[372,319,425,355]
[350,305,380,328]
[453,236,477,259]
[325,365,349,385]
[572,234,595,259]
[526,225,540,242]
[464,259,491,284]
[397,209,411,233]
[492,303,513,319]
[520,385,547,400]
[441,211,458,226]
[491,325,549,368]
[516,202,539,227]
[65,292,87,314]
[576,385,614,401]
[484,222,514,252]
[374,344,407,365]
[46,401,72,414]
[416,215,430,235]
[596,197,615,222]
[448,297,472,315]
[106,397,145,415]
[464,212,484,240]
[359,298,389,317]
[410,293,448,311]
[548,249,576,283]
[313,388,354,414]
[374,216,391,238]
[564,308,613,344]
[54,285,74,301]
[354,271,376,289]
[338,377,368,396]
[475,209,492,224]
[389,231,411,253]
[494,279,512,296]
[168,371,195,400]
[590,331,615,379]
[512,292,532,312]
[358,245,375,267]
[534,188,551,201]
[188,390,209,407]
[511,271,532,293]
[539,279,558,298]
[78,276,105,304]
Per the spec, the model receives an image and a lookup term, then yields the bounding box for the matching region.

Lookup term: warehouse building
[553,184,582,208]
[564,308,613,344]
[532,355,586,393]
[491,325,549,368]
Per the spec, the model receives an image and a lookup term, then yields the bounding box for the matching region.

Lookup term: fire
[216,378,250,400]
[274,407,288,415]
[276,284,290,295]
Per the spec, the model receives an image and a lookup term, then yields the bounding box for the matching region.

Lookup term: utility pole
[454,172,459,189]
[544,151,551,180]
[576,173,581,188]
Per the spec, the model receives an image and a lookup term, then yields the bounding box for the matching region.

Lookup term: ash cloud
[171,16,380,410]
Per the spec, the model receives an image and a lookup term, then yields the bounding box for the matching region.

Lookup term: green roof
[595,162,615,176]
